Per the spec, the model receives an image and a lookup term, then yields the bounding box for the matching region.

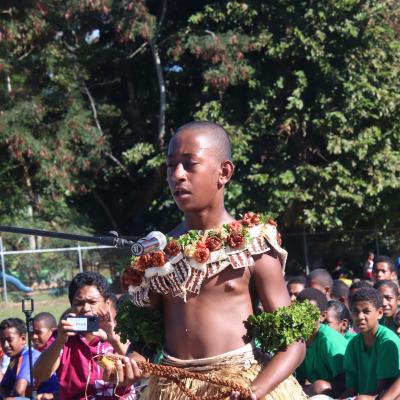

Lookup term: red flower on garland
[164,239,181,257]
[135,253,153,271]
[194,247,210,263]
[241,212,260,227]
[226,232,245,248]
[227,221,243,232]
[205,235,223,251]
[152,251,168,267]
[121,268,144,290]
[196,240,207,250]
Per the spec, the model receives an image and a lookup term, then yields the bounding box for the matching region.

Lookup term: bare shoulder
[251,248,290,312]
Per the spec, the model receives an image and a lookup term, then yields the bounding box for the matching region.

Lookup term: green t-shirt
[344,325,400,394]
[344,331,357,342]
[296,323,348,383]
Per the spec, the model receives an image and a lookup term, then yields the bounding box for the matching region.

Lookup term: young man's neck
[183,206,234,231]
[362,324,379,348]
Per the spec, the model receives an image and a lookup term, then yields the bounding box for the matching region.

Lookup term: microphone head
[145,231,167,251]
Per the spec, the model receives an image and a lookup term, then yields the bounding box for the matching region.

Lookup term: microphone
[130,231,167,256]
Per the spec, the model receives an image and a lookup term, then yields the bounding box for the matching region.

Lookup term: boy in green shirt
[296,288,347,397]
[343,286,400,398]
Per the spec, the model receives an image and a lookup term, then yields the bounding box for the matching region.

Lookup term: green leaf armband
[247,300,320,354]
[115,298,164,351]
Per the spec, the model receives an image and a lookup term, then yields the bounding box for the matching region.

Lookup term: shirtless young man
[112,121,307,399]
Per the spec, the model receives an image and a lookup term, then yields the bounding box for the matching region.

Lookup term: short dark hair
[349,280,372,291]
[332,279,350,299]
[33,312,57,329]
[308,268,333,290]
[374,255,395,272]
[287,276,307,287]
[374,280,399,296]
[0,318,27,335]
[297,287,328,313]
[327,300,352,324]
[349,287,383,310]
[68,271,111,304]
[174,121,232,161]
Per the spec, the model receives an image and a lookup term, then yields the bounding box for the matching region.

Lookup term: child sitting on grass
[343,286,400,398]
[296,288,348,398]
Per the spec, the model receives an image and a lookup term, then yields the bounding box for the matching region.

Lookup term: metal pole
[303,230,310,275]
[77,242,83,273]
[0,237,8,302]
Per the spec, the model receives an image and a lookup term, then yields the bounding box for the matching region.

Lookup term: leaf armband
[115,298,164,352]
[247,300,320,354]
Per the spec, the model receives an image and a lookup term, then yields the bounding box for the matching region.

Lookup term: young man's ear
[340,319,349,334]
[377,307,384,320]
[320,310,327,322]
[218,160,234,186]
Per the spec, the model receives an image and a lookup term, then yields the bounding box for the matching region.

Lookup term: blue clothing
[1,346,59,395]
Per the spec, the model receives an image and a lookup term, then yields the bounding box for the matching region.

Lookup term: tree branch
[83,82,104,136]
[103,152,136,185]
[92,191,119,230]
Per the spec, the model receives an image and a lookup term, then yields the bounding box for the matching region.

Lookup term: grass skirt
[138,343,308,400]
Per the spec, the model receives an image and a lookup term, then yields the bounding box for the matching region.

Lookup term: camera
[66,316,99,332]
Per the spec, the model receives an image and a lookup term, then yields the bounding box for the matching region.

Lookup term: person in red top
[34,271,135,400]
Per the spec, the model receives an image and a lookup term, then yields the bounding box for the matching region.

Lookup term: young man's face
[32,320,54,351]
[71,285,109,316]
[373,262,395,282]
[0,327,26,357]
[377,285,399,319]
[308,278,330,298]
[351,300,383,334]
[167,129,224,213]
[287,283,305,303]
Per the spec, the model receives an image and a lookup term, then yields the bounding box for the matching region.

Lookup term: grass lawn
[0,291,70,322]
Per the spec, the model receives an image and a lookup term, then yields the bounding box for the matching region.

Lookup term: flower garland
[121,212,280,291]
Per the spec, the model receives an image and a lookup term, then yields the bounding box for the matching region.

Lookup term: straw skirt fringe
[139,345,308,400]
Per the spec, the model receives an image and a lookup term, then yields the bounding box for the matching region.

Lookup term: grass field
[0,291,70,322]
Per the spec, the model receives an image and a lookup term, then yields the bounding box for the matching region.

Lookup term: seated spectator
[296,288,347,397]
[324,300,355,342]
[0,348,10,384]
[307,268,333,300]
[331,279,350,308]
[286,276,307,303]
[343,287,400,398]
[0,317,38,398]
[372,255,397,284]
[374,280,400,332]
[34,271,135,400]
[32,312,59,398]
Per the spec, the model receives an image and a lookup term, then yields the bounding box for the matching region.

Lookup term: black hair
[68,271,111,305]
[174,121,232,161]
[308,268,333,290]
[332,279,350,299]
[349,287,383,309]
[297,287,328,313]
[0,317,27,335]
[287,276,307,287]
[327,300,352,324]
[349,280,372,291]
[33,312,57,329]
[373,255,395,273]
[374,280,399,296]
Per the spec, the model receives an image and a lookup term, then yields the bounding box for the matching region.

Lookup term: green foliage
[115,298,164,350]
[247,300,320,354]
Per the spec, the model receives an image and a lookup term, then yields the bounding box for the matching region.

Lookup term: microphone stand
[22,298,36,400]
[0,225,136,252]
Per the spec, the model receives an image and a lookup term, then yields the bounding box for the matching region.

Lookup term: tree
[1,1,399,271]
